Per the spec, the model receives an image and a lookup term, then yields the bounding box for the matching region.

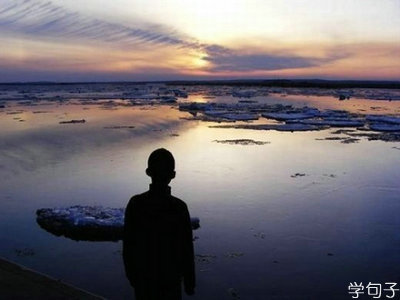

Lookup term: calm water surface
[0,92,400,299]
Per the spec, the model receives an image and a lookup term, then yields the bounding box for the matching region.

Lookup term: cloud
[0,0,355,78]
[203,48,349,72]
[205,54,316,72]
[0,0,190,49]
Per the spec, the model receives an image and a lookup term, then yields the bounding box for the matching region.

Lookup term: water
[0,85,400,299]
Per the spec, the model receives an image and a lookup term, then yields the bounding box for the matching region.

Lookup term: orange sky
[0,0,399,81]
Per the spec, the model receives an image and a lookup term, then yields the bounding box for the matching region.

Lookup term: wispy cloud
[203,50,349,72]
[0,0,190,48]
[0,0,356,79]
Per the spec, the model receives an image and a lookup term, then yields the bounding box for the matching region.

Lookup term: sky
[0,0,399,82]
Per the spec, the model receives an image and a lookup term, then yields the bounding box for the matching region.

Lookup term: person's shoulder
[127,191,149,206]
[170,195,189,210]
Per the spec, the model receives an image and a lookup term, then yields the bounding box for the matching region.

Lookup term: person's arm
[182,204,196,295]
[123,198,136,286]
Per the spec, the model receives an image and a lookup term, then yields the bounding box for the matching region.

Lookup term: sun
[192,54,209,69]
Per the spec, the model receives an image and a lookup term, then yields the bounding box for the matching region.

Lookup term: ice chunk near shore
[36,206,200,242]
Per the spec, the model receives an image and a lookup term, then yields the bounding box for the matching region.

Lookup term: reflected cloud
[0,107,189,176]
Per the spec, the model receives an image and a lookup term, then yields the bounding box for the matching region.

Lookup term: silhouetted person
[123,148,195,300]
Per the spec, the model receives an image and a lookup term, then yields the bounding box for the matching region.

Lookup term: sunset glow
[0,0,399,81]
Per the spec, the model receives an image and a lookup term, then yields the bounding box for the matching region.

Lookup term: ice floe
[213,113,259,121]
[287,119,364,127]
[180,101,400,137]
[261,112,317,121]
[291,173,307,178]
[214,139,270,145]
[211,123,324,132]
[337,91,352,100]
[103,125,135,129]
[366,115,400,124]
[346,132,400,142]
[59,119,86,124]
[1,83,399,102]
[316,137,360,144]
[36,206,200,242]
[232,89,257,98]
[2,83,400,143]
[368,124,400,132]
[172,89,188,98]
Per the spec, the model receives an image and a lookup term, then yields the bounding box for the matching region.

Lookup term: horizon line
[0,78,399,89]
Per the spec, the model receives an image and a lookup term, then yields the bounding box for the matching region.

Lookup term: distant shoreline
[0,79,400,89]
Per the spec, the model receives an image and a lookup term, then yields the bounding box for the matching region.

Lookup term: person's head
[146,148,175,185]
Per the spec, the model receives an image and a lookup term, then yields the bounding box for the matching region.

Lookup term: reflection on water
[184,93,400,115]
[0,105,186,175]
[0,93,400,299]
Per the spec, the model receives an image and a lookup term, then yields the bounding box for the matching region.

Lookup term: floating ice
[336,91,352,100]
[36,206,200,242]
[172,89,188,98]
[289,119,364,127]
[179,102,213,112]
[217,113,259,121]
[59,119,86,124]
[348,132,400,142]
[214,139,270,145]
[203,110,231,117]
[261,112,317,121]
[103,125,135,129]
[366,115,400,125]
[211,123,324,132]
[180,100,400,139]
[232,89,257,98]
[369,124,400,132]
[200,107,259,121]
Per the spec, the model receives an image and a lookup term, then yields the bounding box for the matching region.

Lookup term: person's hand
[185,287,195,296]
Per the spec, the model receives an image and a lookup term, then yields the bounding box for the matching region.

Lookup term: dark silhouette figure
[123,148,196,300]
